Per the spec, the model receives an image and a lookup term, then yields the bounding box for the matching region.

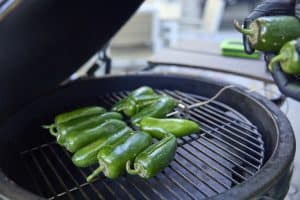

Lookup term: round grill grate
[19,89,264,200]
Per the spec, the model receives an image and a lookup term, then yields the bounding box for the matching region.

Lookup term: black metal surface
[0,74,295,200]
[0,0,143,122]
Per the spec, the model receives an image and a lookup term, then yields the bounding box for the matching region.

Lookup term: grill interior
[19,89,265,200]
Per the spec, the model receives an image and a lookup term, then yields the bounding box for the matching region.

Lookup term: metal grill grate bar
[172,91,263,143]
[47,145,91,200]
[121,178,150,200]
[86,166,124,199]
[131,177,168,200]
[186,92,258,130]
[39,148,75,200]
[152,177,182,200]
[186,110,262,154]
[61,148,106,200]
[169,165,208,198]
[186,136,255,176]
[173,157,221,193]
[188,115,262,157]
[112,180,136,200]
[21,156,44,196]
[48,182,90,200]
[120,91,262,163]
[108,93,262,184]
[177,140,240,185]
[189,115,263,163]
[175,150,231,190]
[107,91,263,192]
[19,89,264,200]
[176,91,259,133]
[162,91,264,153]
[194,135,260,170]
[160,172,198,200]
[29,153,57,197]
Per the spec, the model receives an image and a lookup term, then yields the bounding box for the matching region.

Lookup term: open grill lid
[0,0,143,121]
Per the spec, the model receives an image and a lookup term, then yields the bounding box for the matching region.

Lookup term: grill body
[0,74,295,200]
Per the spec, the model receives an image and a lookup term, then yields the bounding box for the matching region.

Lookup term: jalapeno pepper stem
[126,161,140,175]
[87,165,104,182]
[42,124,58,136]
[268,54,288,72]
[233,19,255,36]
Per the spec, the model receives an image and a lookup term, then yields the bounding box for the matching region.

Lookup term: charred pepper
[269,39,300,75]
[131,95,177,126]
[63,119,127,153]
[56,112,123,145]
[126,135,177,178]
[140,117,200,139]
[234,16,300,52]
[87,131,152,181]
[43,106,106,136]
[72,126,132,167]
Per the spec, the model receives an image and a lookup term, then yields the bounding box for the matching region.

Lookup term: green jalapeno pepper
[129,86,156,98]
[63,119,127,153]
[126,135,177,178]
[112,86,159,117]
[86,131,152,181]
[112,98,128,113]
[56,112,123,145]
[112,86,155,111]
[122,98,137,117]
[131,95,177,126]
[72,126,132,167]
[123,95,161,116]
[234,16,300,52]
[43,106,106,136]
[269,39,300,75]
[140,117,200,139]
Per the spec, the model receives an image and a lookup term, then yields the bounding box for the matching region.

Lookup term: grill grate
[20,90,264,200]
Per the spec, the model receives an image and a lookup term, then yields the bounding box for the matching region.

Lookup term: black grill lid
[0,0,143,121]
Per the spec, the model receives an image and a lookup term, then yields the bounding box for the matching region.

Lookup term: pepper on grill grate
[72,126,132,167]
[43,106,107,136]
[56,112,123,145]
[112,86,160,117]
[86,131,152,181]
[126,134,177,178]
[63,119,127,153]
[140,117,200,139]
[131,95,178,127]
[234,16,300,52]
[269,39,300,75]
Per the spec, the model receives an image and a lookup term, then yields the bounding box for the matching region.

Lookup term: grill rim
[0,73,296,200]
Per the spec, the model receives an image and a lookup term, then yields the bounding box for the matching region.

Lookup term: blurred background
[75,0,259,75]
[108,0,256,72]
[72,1,299,199]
